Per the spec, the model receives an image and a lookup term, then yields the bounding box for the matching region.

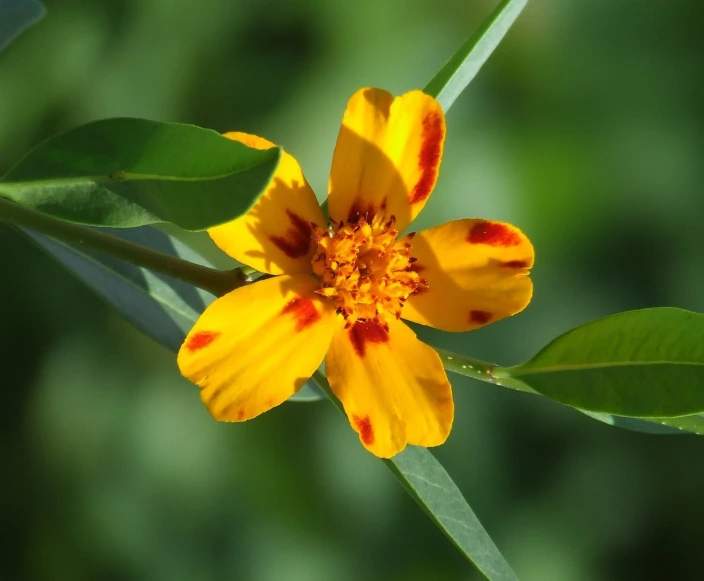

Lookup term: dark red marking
[468,221,521,247]
[469,310,493,325]
[353,414,375,446]
[410,111,444,204]
[269,209,313,258]
[237,408,246,420]
[501,260,529,268]
[348,198,377,223]
[408,262,426,273]
[282,297,320,331]
[186,331,221,352]
[349,320,389,357]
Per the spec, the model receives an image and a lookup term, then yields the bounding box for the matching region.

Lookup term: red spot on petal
[270,209,313,258]
[348,197,387,223]
[501,260,529,268]
[468,221,522,247]
[353,414,374,446]
[237,408,246,420]
[410,111,444,204]
[282,296,321,331]
[469,310,493,325]
[408,262,425,273]
[348,199,373,222]
[349,320,389,357]
[186,331,221,352]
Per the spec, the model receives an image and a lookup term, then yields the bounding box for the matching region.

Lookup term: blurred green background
[2,0,704,579]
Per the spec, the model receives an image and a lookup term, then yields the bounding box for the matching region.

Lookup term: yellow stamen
[311,211,427,326]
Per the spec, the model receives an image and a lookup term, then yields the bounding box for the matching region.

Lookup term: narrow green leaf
[1,118,281,231]
[0,0,45,51]
[386,448,518,581]
[578,412,687,435]
[21,226,322,402]
[499,308,704,417]
[424,0,528,111]
[653,414,704,435]
[311,372,516,580]
[581,412,704,435]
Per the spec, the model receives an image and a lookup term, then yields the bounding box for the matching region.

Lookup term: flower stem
[0,196,249,297]
[434,347,538,395]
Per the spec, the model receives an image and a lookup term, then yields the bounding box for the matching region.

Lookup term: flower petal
[178,274,335,421]
[401,219,534,332]
[328,88,445,231]
[325,316,454,458]
[209,132,325,275]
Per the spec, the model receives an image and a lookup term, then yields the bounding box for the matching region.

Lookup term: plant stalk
[0,195,249,297]
[435,347,539,394]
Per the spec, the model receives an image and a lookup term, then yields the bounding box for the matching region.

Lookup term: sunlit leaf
[311,372,516,580]
[499,308,704,417]
[424,0,528,111]
[386,448,518,581]
[22,226,322,401]
[578,412,687,435]
[439,347,703,436]
[1,119,280,231]
[582,412,704,435]
[0,0,45,51]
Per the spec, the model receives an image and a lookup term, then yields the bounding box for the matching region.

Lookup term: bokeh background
[2,0,704,579]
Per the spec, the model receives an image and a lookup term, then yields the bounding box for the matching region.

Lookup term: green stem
[435,347,539,395]
[312,349,538,404]
[0,196,249,297]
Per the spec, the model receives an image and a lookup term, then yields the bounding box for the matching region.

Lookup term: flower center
[311,211,427,328]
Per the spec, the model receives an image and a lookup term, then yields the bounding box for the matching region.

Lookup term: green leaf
[386,448,518,581]
[654,414,704,435]
[424,0,528,111]
[438,346,703,436]
[21,226,322,402]
[1,118,281,231]
[499,308,704,417]
[0,0,45,51]
[310,372,516,580]
[581,411,704,435]
[578,412,689,435]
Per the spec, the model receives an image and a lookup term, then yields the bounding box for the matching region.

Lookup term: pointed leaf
[1,0,45,51]
[438,347,703,436]
[386,447,518,581]
[310,372,516,580]
[1,118,281,231]
[580,411,704,435]
[424,0,528,111]
[500,308,704,417]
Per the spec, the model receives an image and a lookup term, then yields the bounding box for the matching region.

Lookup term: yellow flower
[178,88,534,458]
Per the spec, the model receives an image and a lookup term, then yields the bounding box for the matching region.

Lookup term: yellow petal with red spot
[328,88,445,231]
[178,274,335,421]
[401,218,534,332]
[325,316,453,458]
[208,132,325,275]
